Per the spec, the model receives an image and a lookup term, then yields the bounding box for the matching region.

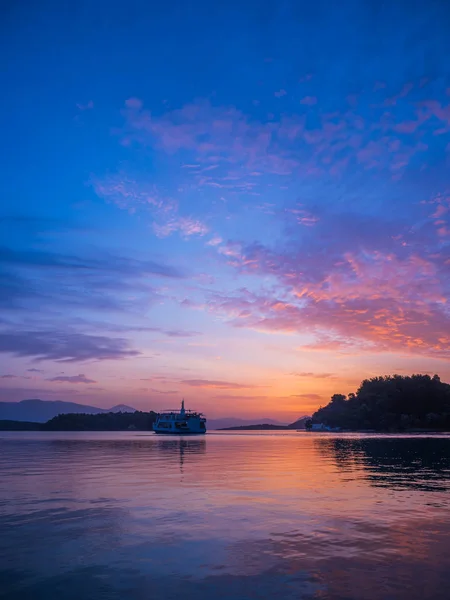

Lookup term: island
[218,417,310,431]
[1,374,449,432]
[0,411,158,431]
[310,374,450,431]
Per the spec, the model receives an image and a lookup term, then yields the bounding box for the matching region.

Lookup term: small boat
[153,400,206,435]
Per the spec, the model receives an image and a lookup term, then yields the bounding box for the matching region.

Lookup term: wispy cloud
[300,96,317,105]
[205,201,450,357]
[290,393,323,401]
[0,245,184,319]
[153,217,208,238]
[292,372,336,379]
[180,379,261,389]
[0,330,140,362]
[47,374,97,384]
[92,173,208,239]
[119,85,450,185]
[76,100,94,111]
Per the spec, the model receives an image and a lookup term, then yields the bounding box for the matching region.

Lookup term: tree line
[0,411,158,431]
[311,374,450,431]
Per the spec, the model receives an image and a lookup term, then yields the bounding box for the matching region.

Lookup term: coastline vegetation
[311,374,450,431]
[1,375,449,432]
[0,411,157,431]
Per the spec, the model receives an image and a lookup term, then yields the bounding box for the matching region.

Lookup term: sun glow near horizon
[1,2,450,420]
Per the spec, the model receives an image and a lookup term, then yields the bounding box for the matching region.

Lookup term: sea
[1,431,449,600]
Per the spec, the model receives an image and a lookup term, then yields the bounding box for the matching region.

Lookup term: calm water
[1,432,450,600]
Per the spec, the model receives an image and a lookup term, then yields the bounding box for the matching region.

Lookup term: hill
[312,374,450,431]
[0,399,136,423]
[218,416,310,431]
[0,411,157,431]
[208,417,287,430]
[42,411,157,431]
[0,420,41,431]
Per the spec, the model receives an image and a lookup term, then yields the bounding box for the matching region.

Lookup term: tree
[311,374,450,431]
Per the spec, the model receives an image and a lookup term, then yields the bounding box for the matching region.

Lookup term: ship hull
[153,400,206,435]
[153,429,206,435]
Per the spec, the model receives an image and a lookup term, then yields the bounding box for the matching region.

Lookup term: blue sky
[1,1,450,419]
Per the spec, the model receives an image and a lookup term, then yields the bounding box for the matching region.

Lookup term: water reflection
[0,432,449,599]
[316,435,450,491]
[155,438,206,472]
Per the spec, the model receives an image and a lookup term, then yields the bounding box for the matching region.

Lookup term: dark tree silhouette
[41,411,158,431]
[312,374,450,431]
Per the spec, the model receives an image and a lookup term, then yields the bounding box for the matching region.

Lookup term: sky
[1,0,450,421]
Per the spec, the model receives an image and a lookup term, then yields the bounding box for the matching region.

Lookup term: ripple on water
[0,431,450,599]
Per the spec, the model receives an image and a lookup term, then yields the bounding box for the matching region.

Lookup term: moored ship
[153,400,206,434]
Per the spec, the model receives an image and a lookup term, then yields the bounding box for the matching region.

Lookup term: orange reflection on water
[1,431,449,599]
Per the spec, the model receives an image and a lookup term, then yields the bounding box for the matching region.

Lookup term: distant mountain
[288,416,310,429]
[109,404,136,413]
[217,424,290,431]
[217,416,311,431]
[208,417,287,430]
[0,399,136,423]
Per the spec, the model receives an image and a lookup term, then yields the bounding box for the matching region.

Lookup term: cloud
[76,100,94,111]
[27,368,43,373]
[120,98,302,179]
[0,245,184,317]
[125,97,143,109]
[70,320,201,339]
[163,329,201,338]
[91,173,176,212]
[0,386,81,402]
[292,372,336,379]
[118,88,450,183]
[0,246,183,279]
[1,374,17,379]
[180,379,260,389]
[92,173,209,240]
[290,393,323,401]
[300,96,317,105]
[206,236,223,247]
[153,217,208,238]
[206,202,450,358]
[47,374,97,384]
[211,394,271,401]
[0,330,140,362]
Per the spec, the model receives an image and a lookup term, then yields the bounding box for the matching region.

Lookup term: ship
[153,400,206,435]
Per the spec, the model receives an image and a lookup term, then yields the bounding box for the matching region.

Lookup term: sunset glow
[1,2,450,421]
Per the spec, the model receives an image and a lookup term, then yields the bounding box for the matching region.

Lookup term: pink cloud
[181,379,261,389]
[92,174,208,240]
[300,96,317,106]
[47,374,97,384]
[153,217,208,238]
[203,204,450,358]
[116,85,450,184]
[206,236,223,246]
[384,83,413,106]
[292,372,336,379]
[91,173,172,211]
[290,393,323,400]
[125,97,143,109]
